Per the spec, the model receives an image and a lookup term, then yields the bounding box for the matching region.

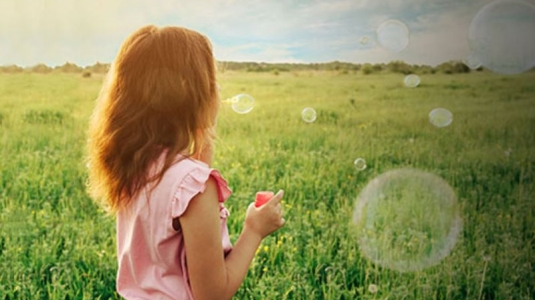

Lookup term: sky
[0,0,532,67]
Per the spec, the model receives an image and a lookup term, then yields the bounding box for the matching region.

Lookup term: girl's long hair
[87,25,218,213]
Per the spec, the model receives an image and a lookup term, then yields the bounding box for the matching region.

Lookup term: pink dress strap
[171,167,231,219]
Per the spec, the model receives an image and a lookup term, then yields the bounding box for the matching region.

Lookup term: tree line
[218,60,486,75]
[0,62,109,75]
[1,60,522,75]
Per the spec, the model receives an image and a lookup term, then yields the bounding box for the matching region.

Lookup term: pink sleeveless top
[116,154,232,299]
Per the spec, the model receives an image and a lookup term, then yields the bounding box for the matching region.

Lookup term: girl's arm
[179,177,284,300]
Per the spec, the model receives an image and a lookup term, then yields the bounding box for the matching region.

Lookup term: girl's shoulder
[166,155,211,179]
[151,151,208,179]
[165,155,231,204]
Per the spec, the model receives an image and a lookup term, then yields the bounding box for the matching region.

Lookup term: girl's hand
[244,190,285,239]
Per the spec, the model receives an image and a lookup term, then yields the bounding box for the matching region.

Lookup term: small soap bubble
[301,107,317,123]
[354,158,367,171]
[429,108,453,128]
[353,168,462,272]
[376,19,410,53]
[359,36,371,45]
[404,74,420,88]
[230,94,254,114]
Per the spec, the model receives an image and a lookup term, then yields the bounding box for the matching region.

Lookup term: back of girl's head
[87,25,218,212]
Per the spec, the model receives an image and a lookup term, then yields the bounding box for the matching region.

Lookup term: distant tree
[28,63,53,74]
[452,62,470,73]
[329,60,342,71]
[372,63,383,72]
[0,65,24,73]
[435,62,452,74]
[86,62,110,73]
[56,62,83,73]
[435,61,471,74]
[418,65,434,74]
[362,63,373,75]
[387,60,412,74]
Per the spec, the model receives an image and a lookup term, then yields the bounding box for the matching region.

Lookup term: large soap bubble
[468,0,535,74]
[376,20,410,53]
[353,168,462,272]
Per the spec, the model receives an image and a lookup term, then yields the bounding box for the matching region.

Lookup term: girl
[87,25,285,300]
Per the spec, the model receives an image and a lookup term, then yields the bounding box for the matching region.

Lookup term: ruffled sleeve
[171,164,232,219]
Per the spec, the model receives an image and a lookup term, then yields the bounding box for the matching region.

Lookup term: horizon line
[0,59,470,69]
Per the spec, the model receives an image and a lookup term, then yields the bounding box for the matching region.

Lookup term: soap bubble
[404,74,420,88]
[354,158,367,171]
[353,168,462,272]
[358,35,375,50]
[429,108,453,128]
[468,0,535,74]
[359,36,371,45]
[230,94,254,114]
[463,52,482,70]
[376,20,410,53]
[301,107,317,123]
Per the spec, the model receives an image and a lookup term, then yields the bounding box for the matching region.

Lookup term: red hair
[87,25,218,213]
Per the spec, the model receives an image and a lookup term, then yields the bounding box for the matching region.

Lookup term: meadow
[0,69,534,299]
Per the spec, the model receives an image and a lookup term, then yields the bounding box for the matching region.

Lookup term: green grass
[1,70,534,299]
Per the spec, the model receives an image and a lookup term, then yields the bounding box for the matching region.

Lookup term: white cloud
[0,0,524,66]
[0,0,150,66]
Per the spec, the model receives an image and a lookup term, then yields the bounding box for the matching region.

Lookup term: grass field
[0,69,534,299]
